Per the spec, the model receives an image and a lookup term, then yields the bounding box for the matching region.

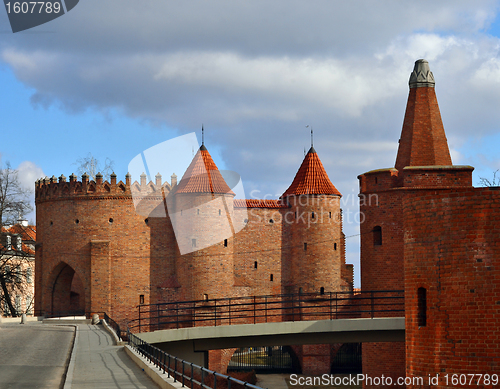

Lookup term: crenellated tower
[34,172,174,324]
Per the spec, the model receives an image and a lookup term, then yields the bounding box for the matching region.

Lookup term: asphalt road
[0,323,74,389]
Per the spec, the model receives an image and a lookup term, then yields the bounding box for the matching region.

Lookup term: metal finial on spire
[202,124,204,146]
[306,125,313,147]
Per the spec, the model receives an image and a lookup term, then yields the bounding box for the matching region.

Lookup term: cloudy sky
[2,1,500,286]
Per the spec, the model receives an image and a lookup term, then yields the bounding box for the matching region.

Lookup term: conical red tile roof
[282,147,341,197]
[175,145,234,194]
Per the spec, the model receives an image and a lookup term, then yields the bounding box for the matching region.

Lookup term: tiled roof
[175,145,234,195]
[282,147,341,197]
[6,225,36,241]
[234,199,288,208]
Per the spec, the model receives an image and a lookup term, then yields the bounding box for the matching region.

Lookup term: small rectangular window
[270,274,274,281]
[304,243,307,251]
[139,295,145,305]
[373,226,382,246]
[26,295,33,315]
[254,261,258,269]
[418,287,427,327]
[192,239,197,248]
[15,295,21,312]
[4,265,11,283]
[27,267,33,284]
[224,239,228,247]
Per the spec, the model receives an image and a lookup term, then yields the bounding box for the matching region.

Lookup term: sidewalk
[64,324,159,388]
[256,374,289,389]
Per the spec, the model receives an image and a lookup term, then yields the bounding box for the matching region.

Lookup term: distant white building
[0,221,36,317]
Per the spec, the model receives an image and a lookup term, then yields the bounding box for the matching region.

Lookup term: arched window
[373,226,382,246]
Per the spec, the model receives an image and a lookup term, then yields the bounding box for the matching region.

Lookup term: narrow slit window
[320,287,325,295]
[270,274,274,282]
[334,243,337,251]
[254,261,258,269]
[192,239,197,248]
[219,209,221,215]
[418,287,427,327]
[224,239,228,247]
[311,212,315,219]
[373,226,382,246]
[329,212,332,219]
[304,242,307,251]
[139,295,145,304]
[203,294,209,301]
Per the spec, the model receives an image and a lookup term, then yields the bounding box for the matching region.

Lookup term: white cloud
[16,161,45,192]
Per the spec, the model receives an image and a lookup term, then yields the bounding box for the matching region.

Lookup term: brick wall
[404,187,500,388]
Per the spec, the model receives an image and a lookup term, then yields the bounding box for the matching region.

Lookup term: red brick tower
[169,144,236,303]
[358,59,473,388]
[282,146,343,295]
[281,146,346,375]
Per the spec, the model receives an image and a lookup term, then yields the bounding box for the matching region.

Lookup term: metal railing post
[253,296,256,324]
[371,291,375,318]
[214,299,217,326]
[265,296,267,323]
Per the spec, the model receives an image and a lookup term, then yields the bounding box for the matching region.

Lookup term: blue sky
[2,1,500,287]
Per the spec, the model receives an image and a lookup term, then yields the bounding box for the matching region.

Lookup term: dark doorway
[331,343,362,374]
[50,262,85,316]
[228,346,300,374]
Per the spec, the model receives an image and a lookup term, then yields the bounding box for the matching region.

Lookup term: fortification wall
[35,174,172,326]
[233,204,285,296]
[404,187,500,388]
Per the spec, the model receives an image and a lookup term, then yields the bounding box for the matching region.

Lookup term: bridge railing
[128,290,404,333]
[127,330,263,389]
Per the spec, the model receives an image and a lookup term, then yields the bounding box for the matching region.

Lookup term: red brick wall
[362,343,405,389]
[404,188,500,388]
[36,175,351,375]
[285,194,343,295]
[358,164,474,388]
[35,176,161,327]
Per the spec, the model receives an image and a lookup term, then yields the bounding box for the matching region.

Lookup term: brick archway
[49,262,86,316]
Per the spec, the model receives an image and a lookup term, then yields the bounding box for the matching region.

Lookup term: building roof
[5,224,36,242]
[281,146,341,197]
[395,59,452,171]
[234,199,288,208]
[175,145,234,195]
[1,224,36,255]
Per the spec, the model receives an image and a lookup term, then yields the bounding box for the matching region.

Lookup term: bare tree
[0,162,34,317]
[478,170,500,187]
[74,153,115,182]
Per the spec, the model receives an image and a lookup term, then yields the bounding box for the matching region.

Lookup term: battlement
[35,172,176,203]
[358,165,474,193]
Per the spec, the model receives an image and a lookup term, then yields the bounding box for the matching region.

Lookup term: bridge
[128,290,405,368]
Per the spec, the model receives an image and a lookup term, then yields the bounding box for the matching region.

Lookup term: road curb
[62,325,78,389]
